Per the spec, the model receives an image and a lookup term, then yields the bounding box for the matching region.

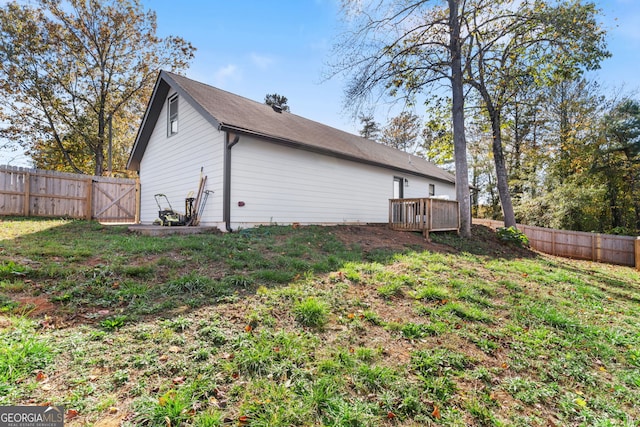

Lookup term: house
[127,71,456,231]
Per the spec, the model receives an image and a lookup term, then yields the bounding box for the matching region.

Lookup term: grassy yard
[1,218,639,426]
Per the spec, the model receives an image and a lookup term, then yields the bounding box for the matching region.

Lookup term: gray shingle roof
[128,71,455,185]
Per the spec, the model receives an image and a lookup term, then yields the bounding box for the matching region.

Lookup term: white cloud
[212,64,240,86]
[249,53,275,70]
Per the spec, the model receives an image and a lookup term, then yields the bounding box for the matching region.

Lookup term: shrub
[496,226,529,247]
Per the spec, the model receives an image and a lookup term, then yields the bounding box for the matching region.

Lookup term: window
[428,184,435,197]
[168,94,178,136]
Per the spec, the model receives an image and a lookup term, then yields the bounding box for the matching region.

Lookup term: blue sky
[147,0,352,131]
[1,0,639,166]
[146,0,640,131]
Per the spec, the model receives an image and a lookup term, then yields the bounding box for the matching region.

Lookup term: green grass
[1,218,640,425]
[0,317,54,400]
[293,297,329,328]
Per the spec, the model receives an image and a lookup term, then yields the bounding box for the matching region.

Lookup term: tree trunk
[485,96,517,228]
[94,145,104,176]
[471,164,479,217]
[608,178,622,229]
[95,109,106,176]
[449,0,472,237]
[512,102,522,198]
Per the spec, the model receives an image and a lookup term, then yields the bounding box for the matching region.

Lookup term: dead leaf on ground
[432,405,441,419]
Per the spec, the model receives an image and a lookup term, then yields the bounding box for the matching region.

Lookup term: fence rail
[389,198,459,237]
[474,218,640,270]
[0,166,138,223]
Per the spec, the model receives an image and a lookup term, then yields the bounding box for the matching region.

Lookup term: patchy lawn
[1,218,639,426]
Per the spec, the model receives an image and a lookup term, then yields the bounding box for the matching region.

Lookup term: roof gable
[127,71,455,185]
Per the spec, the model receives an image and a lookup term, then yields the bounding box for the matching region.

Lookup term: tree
[505,78,619,233]
[420,98,454,166]
[448,0,472,237]
[0,0,195,176]
[502,85,543,201]
[461,0,609,227]
[358,114,381,140]
[264,93,291,112]
[333,0,608,233]
[333,0,472,236]
[380,111,421,153]
[597,99,640,232]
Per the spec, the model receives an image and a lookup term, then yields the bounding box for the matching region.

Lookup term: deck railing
[389,198,459,237]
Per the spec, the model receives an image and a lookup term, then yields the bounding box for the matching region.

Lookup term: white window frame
[168,94,179,137]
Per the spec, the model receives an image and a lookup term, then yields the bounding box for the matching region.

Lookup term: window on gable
[168,94,179,136]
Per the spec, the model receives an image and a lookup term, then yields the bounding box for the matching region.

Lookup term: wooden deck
[389,198,459,237]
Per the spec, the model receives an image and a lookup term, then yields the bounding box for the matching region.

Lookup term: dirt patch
[330,224,451,253]
[330,224,537,259]
[13,295,58,317]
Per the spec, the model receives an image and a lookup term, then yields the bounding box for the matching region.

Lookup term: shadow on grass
[0,219,539,326]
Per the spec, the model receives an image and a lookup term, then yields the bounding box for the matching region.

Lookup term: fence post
[23,172,30,216]
[85,178,93,221]
[635,237,640,271]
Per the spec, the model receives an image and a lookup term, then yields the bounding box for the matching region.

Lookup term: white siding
[228,137,455,228]
[403,177,456,200]
[139,91,224,226]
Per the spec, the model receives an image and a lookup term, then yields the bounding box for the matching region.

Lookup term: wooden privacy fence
[0,166,139,223]
[389,198,459,237]
[474,218,640,270]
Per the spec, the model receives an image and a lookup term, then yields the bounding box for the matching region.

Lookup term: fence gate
[91,176,138,223]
